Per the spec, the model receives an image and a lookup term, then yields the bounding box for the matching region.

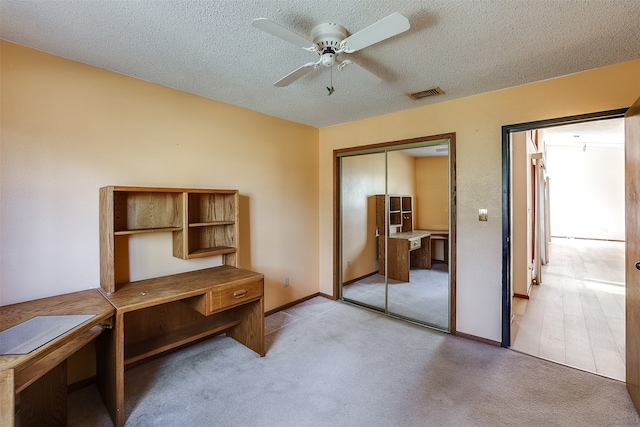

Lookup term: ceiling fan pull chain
[327,64,335,96]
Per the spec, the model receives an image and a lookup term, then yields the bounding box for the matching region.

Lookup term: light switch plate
[479,209,488,221]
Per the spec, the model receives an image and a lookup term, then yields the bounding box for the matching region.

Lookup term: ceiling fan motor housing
[311,22,348,66]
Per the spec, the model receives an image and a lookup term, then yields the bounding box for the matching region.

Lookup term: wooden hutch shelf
[123,313,241,365]
[114,227,183,235]
[100,186,239,294]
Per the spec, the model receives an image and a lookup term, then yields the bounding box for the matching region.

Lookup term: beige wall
[319,58,640,342]
[0,41,319,311]
[387,150,416,201]
[415,156,448,230]
[545,142,625,240]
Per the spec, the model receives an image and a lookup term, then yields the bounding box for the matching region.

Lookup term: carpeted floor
[342,262,449,329]
[68,296,640,426]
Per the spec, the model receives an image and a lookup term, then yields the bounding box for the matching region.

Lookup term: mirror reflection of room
[340,143,450,330]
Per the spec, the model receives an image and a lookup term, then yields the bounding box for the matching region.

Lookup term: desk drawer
[184,279,263,316]
[210,280,263,312]
[409,238,421,250]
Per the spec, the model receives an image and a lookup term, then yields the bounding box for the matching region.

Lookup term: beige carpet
[342,262,450,329]
[68,297,640,426]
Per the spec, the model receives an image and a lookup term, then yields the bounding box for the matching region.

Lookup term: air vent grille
[407,87,444,100]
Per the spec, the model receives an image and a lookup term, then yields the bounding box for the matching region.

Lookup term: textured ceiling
[543,118,625,146]
[1,1,639,128]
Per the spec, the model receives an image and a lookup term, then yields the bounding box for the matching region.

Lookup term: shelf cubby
[389,196,401,212]
[402,196,412,212]
[112,190,183,233]
[178,191,239,260]
[123,309,240,366]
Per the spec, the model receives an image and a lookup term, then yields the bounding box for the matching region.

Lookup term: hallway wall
[545,141,624,240]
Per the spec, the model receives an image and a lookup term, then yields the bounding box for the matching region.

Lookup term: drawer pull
[233,290,247,299]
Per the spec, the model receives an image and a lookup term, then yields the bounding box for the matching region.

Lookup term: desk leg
[0,369,15,426]
[97,312,125,427]
[387,239,410,282]
[410,237,432,270]
[426,236,432,269]
[378,238,386,276]
[19,361,67,427]
[443,239,449,264]
[228,298,265,356]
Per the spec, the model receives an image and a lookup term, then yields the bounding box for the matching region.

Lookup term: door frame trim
[333,132,457,334]
[501,108,628,347]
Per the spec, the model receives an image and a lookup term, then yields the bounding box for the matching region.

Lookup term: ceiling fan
[252,13,410,88]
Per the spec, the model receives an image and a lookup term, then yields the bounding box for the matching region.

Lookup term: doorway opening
[502,109,627,380]
[333,134,457,333]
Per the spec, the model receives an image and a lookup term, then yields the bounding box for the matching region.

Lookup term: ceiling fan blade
[252,18,315,49]
[274,62,317,87]
[339,60,382,85]
[340,12,410,53]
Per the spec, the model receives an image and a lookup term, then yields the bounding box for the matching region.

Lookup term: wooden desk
[425,230,449,263]
[0,290,114,427]
[385,231,432,282]
[97,265,264,427]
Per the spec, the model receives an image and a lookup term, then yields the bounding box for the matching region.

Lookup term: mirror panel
[339,140,451,332]
[385,144,450,329]
[340,152,387,310]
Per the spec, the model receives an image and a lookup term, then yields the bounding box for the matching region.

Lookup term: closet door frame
[333,133,457,334]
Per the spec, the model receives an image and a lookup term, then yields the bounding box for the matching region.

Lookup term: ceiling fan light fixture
[321,51,336,67]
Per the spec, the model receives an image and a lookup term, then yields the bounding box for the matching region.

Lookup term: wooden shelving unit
[100,186,239,294]
[179,191,238,261]
[123,311,240,365]
[376,194,413,236]
[97,185,261,427]
[376,194,414,276]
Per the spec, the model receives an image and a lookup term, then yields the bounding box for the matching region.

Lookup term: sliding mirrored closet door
[340,152,387,311]
[339,140,451,332]
[385,145,450,329]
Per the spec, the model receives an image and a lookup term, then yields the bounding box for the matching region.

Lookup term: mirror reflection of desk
[384,230,449,282]
[427,230,449,264]
[386,231,431,282]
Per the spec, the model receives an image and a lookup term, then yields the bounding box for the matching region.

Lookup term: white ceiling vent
[407,87,444,100]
